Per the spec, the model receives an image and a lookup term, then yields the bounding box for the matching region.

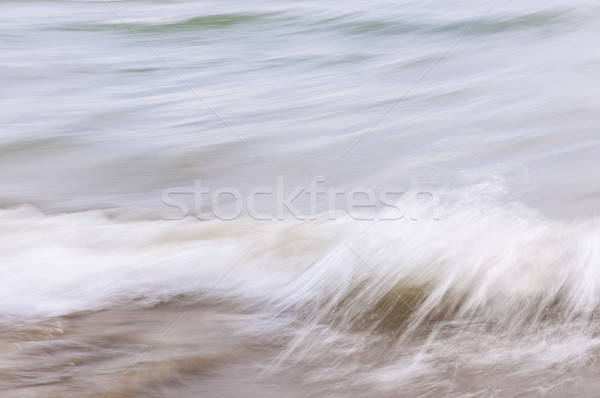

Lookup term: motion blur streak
[2,0,600,397]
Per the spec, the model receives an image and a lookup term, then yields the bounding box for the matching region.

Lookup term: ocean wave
[276,200,600,336]
[55,10,572,37]
[4,183,600,392]
[57,12,285,33]
[3,183,600,330]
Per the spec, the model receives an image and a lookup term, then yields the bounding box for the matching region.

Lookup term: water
[2,0,600,396]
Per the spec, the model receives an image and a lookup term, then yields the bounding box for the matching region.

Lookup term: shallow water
[2,0,600,396]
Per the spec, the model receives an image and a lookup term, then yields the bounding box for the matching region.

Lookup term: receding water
[2,0,600,397]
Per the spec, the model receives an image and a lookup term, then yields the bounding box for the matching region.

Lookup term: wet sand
[3,298,600,398]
